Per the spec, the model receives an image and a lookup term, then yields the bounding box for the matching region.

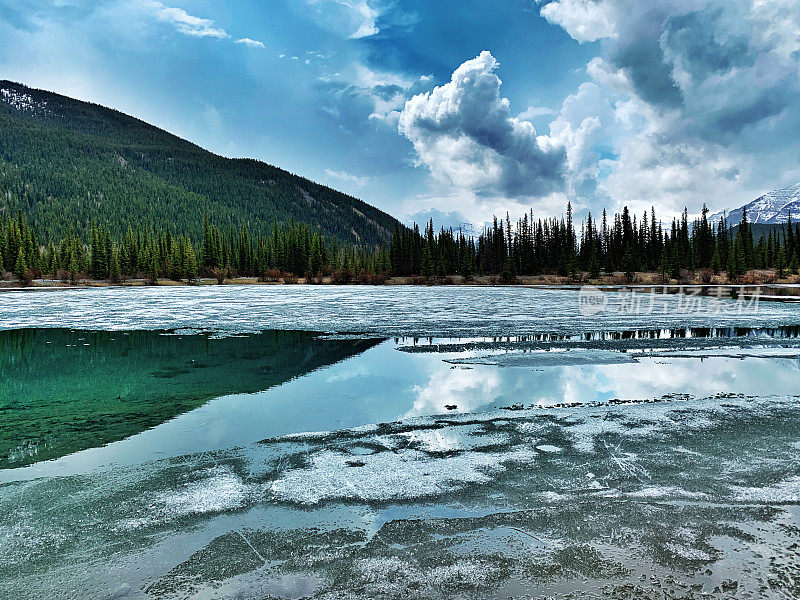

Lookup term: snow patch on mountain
[455,222,483,238]
[0,85,52,116]
[711,183,800,225]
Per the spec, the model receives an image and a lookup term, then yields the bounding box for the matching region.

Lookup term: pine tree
[727,237,745,282]
[789,251,798,276]
[147,247,159,285]
[109,248,121,282]
[623,248,636,282]
[185,240,198,281]
[14,246,28,283]
[90,222,102,278]
[68,250,79,285]
[588,253,600,279]
[421,245,433,278]
[658,248,670,283]
[500,257,517,284]
[462,252,474,281]
[710,244,721,273]
[738,207,754,270]
[777,245,787,279]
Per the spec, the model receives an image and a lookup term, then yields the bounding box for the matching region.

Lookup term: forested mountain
[0,81,397,246]
[4,83,798,286]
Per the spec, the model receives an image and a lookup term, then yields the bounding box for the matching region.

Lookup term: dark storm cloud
[713,85,793,135]
[613,39,683,108]
[663,10,754,79]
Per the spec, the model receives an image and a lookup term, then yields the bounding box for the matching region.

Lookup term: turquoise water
[1,287,800,599]
[0,328,379,469]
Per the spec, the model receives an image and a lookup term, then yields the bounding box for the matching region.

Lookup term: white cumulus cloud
[538,0,619,43]
[539,0,800,215]
[398,51,566,198]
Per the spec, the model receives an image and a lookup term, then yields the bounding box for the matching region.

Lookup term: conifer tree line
[0,212,391,283]
[3,203,800,283]
[390,203,800,281]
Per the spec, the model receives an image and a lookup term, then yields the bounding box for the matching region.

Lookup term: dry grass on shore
[2,269,800,290]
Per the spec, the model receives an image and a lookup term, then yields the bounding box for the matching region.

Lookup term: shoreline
[3,274,800,302]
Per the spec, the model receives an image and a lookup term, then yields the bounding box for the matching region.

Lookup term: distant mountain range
[0,81,398,245]
[710,182,800,225]
[455,222,484,237]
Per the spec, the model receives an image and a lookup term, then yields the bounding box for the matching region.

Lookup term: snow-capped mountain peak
[710,183,800,225]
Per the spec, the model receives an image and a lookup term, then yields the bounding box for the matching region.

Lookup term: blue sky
[1,1,799,226]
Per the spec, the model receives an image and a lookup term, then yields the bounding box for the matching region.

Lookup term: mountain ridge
[0,80,398,245]
[710,182,800,225]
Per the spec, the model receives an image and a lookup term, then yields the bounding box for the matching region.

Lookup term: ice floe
[733,476,800,503]
[270,445,537,504]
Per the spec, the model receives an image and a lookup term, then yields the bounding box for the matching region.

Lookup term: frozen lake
[0,284,797,336]
[1,286,800,599]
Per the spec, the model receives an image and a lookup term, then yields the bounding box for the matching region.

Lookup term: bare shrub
[264,268,281,282]
[210,267,225,284]
[740,271,775,285]
[608,274,627,285]
[16,269,34,286]
[353,270,389,285]
[329,269,353,284]
[499,273,519,284]
[372,271,390,285]
[760,272,777,284]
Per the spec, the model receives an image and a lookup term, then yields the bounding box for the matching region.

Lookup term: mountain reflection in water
[0,329,380,468]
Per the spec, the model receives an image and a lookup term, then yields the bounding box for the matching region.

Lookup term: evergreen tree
[727,237,745,282]
[462,252,474,281]
[500,257,517,284]
[777,245,787,279]
[623,249,636,282]
[67,250,79,285]
[185,240,198,281]
[14,246,28,282]
[421,245,433,278]
[588,253,600,279]
[147,247,159,285]
[658,249,670,283]
[110,248,121,282]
